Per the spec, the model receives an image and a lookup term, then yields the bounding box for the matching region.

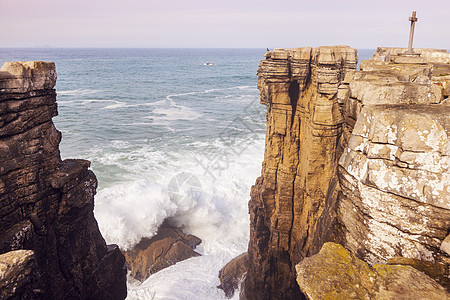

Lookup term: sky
[1,0,449,49]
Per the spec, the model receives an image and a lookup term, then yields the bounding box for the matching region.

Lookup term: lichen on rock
[296,242,450,300]
[242,47,450,299]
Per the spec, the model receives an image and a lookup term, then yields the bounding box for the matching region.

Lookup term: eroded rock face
[244,46,358,300]
[123,221,201,282]
[218,252,248,298]
[244,47,450,299]
[333,50,450,269]
[0,250,36,300]
[295,242,449,300]
[0,61,127,299]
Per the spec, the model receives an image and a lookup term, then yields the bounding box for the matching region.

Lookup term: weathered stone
[244,46,358,300]
[296,243,450,300]
[371,47,450,64]
[0,61,57,93]
[218,252,248,298]
[0,61,127,299]
[387,257,449,289]
[441,235,450,256]
[123,221,201,282]
[335,50,450,268]
[0,250,36,300]
[245,47,450,299]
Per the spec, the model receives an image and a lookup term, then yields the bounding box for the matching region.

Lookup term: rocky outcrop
[123,221,201,282]
[326,48,450,270]
[218,252,248,298]
[243,47,449,299]
[0,61,127,299]
[0,250,37,299]
[296,242,449,300]
[244,46,358,299]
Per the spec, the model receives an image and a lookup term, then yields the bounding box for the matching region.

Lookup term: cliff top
[0,61,56,93]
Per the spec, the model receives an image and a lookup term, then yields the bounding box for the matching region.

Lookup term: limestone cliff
[0,61,127,299]
[244,46,358,299]
[243,47,449,299]
[330,48,450,267]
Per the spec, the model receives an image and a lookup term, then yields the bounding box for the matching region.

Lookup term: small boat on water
[204,62,213,66]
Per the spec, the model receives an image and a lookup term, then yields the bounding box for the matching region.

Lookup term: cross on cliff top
[407,11,418,52]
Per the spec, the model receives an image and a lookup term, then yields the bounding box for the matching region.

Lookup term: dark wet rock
[123,221,201,282]
[0,61,127,299]
[218,252,248,298]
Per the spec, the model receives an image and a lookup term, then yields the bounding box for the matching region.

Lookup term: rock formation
[296,242,449,300]
[218,252,248,298]
[0,250,36,299]
[242,47,449,299]
[0,61,127,299]
[244,46,358,299]
[123,221,201,282]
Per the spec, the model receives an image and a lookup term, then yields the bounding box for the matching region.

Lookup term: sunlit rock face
[295,242,449,300]
[244,46,358,300]
[243,47,449,299]
[334,49,450,267]
[0,61,127,299]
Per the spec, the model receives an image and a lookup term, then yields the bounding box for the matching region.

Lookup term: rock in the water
[123,221,201,281]
[0,61,127,299]
[296,242,450,300]
[0,250,36,299]
[218,252,248,298]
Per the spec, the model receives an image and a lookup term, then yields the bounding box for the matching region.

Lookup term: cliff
[243,47,449,299]
[0,61,127,299]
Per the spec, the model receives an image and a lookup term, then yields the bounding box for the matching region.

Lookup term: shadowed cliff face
[244,47,450,299]
[0,61,127,299]
[244,46,358,300]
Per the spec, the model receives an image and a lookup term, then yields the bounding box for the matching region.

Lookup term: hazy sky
[1,0,449,49]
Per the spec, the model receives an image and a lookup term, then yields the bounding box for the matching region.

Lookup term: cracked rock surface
[0,61,127,299]
[242,47,449,300]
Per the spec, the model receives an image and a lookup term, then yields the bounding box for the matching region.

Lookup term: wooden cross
[407,11,418,52]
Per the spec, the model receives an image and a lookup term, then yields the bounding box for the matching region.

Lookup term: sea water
[0,48,373,300]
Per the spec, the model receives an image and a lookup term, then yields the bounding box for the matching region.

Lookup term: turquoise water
[0,48,374,299]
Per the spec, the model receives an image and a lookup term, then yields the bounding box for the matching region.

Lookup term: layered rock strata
[0,61,127,299]
[244,46,358,299]
[123,221,201,282]
[322,48,450,289]
[244,47,450,299]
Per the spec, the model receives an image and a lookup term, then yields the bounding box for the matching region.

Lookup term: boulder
[0,250,36,299]
[296,242,450,300]
[218,252,248,298]
[123,221,201,281]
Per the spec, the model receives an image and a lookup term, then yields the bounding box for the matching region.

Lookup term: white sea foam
[93,132,265,299]
[57,88,105,96]
[103,102,127,109]
[94,180,177,250]
[127,254,242,300]
[150,105,202,122]
[56,98,127,108]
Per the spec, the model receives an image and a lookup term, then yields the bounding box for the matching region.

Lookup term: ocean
[0,48,373,299]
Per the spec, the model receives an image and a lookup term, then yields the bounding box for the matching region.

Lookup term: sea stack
[242,47,450,299]
[0,62,127,299]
